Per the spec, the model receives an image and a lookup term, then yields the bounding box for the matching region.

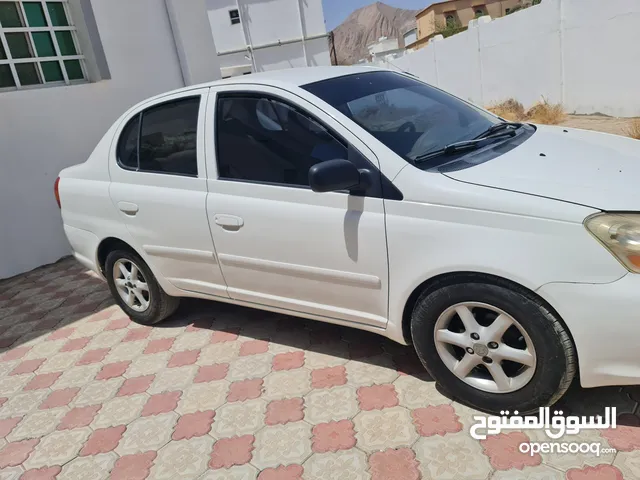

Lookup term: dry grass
[487,99,525,122]
[625,119,640,140]
[486,98,566,125]
[525,99,566,125]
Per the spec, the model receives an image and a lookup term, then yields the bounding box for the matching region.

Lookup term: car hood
[443,125,640,211]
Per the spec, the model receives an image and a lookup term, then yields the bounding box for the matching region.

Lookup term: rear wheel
[105,249,179,325]
[411,282,576,414]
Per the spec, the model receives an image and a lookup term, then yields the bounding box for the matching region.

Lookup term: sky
[322,0,433,31]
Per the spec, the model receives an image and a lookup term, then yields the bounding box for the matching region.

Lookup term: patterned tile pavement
[1,257,640,478]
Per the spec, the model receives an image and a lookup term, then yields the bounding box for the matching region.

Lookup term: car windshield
[302,71,502,164]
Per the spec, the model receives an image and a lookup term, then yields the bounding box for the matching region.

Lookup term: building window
[445,14,456,27]
[475,8,485,18]
[229,9,240,25]
[0,1,86,90]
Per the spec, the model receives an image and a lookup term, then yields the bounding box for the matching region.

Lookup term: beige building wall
[412,0,520,49]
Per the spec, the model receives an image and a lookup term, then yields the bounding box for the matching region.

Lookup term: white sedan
[57,66,640,414]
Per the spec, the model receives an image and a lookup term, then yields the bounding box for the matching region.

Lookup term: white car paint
[58,66,640,391]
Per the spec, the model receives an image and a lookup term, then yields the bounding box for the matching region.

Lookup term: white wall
[377,0,640,117]
[0,0,220,279]
[206,0,331,75]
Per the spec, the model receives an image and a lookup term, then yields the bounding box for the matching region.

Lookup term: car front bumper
[538,273,640,388]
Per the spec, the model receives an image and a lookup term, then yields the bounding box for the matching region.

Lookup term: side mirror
[308,159,370,193]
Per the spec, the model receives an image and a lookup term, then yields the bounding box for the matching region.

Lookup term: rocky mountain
[329,2,419,65]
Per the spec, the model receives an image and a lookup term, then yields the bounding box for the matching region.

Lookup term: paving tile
[177,381,229,414]
[117,375,155,396]
[173,410,215,440]
[412,404,463,437]
[110,451,157,480]
[72,377,124,407]
[23,427,91,469]
[80,425,126,456]
[209,435,254,469]
[57,405,101,430]
[311,419,356,453]
[141,391,181,416]
[0,438,39,469]
[357,384,398,410]
[58,452,118,480]
[104,341,147,364]
[168,349,200,368]
[414,432,493,480]
[152,436,214,479]
[211,399,266,438]
[303,385,359,425]
[0,390,48,418]
[227,353,274,382]
[368,448,420,480]
[303,449,370,480]
[345,355,399,387]
[393,374,451,408]
[252,422,311,469]
[39,388,80,409]
[144,338,174,354]
[20,466,61,480]
[91,394,147,429]
[272,351,305,371]
[38,350,83,374]
[354,406,418,453]
[491,465,565,479]
[9,359,45,376]
[87,330,127,349]
[171,331,211,352]
[0,375,35,398]
[257,465,303,480]
[6,408,67,442]
[265,398,304,426]
[124,351,170,377]
[194,364,229,383]
[116,412,178,456]
[566,464,626,480]
[76,348,110,365]
[227,379,263,403]
[263,369,311,400]
[0,418,22,440]
[198,342,241,365]
[0,466,25,480]
[52,364,102,390]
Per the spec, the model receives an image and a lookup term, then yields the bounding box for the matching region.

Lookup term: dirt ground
[561,114,636,136]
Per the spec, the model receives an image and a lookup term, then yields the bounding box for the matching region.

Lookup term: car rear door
[109,88,228,299]
[204,84,391,328]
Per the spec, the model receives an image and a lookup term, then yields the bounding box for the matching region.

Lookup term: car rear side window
[116,96,200,176]
[117,115,139,169]
[215,94,347,187]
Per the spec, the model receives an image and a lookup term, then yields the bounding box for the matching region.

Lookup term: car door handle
[214,214,244,229]
[118,202,139,216]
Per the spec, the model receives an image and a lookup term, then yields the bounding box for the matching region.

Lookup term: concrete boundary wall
[377,0,640,117]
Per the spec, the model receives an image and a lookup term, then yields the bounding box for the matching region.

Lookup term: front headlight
[585,213,640,273]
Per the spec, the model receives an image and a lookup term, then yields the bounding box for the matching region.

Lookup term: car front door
[109,88,228,299]
[204,85,391,328]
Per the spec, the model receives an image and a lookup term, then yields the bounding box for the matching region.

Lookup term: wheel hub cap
[472,343,489,357]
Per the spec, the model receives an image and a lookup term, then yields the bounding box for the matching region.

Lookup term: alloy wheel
[113,258,150,312]
[433,302,536,393]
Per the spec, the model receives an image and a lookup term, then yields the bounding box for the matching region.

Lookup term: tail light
[54,177,61,208]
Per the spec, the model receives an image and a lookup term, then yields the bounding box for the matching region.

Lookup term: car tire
[411,281,576,414]
[105,249,180,326]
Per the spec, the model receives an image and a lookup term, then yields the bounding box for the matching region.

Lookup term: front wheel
[105,249,179,325]
[411,282,576,414]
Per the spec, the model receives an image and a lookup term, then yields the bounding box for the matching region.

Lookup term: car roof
[144,66,385,101]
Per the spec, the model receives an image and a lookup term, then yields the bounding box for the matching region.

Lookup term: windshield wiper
[475,121,523,139]
[414,130,517,164]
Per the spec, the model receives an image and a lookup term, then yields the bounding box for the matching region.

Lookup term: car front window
[302,71,501,165]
